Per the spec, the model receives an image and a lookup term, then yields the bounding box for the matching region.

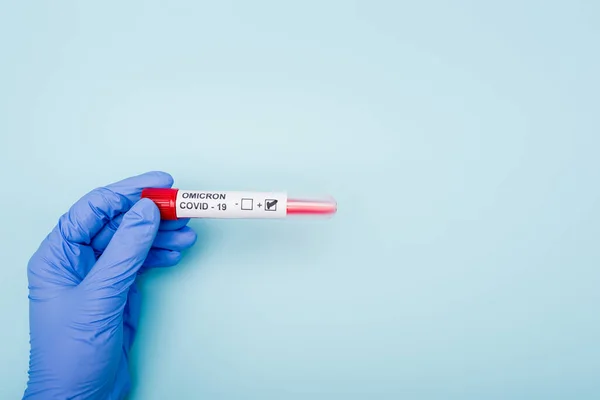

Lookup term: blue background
[1,1,599,399]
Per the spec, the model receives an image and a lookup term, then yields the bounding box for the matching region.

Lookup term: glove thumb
[82,198,160,297]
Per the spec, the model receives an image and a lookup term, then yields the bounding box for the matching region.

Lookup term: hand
[23,171,197,399]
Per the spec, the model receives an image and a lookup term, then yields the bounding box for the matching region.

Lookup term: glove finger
[91,214,124,255]
[57,171,173,245]
[83,198,160,297]
[104,171,174,204]
[158,218,191,231]
[142,249,182,269]
[152,226,197,251]
[92,220,194,255]
[123,283,141,357]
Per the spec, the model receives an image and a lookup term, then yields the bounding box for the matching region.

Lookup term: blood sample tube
[141,188,336,220]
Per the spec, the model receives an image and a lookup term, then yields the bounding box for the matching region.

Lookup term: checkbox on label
[265,199,278,211]
[241,198,253,210]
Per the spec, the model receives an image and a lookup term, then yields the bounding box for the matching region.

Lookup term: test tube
[141,188,336,220]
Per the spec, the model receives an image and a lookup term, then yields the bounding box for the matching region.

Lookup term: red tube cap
[141,188,178,220]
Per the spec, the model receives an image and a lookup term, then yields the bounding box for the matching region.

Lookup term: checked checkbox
[265,199,278,211]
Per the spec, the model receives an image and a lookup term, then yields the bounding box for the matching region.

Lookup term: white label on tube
[175,190,287,219]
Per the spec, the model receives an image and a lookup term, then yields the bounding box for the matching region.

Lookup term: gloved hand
[23,171,197,399]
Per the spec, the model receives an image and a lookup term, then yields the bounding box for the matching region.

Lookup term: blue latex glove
[23,171,197,399]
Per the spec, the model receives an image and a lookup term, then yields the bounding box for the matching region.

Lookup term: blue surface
[1,1,599,398]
